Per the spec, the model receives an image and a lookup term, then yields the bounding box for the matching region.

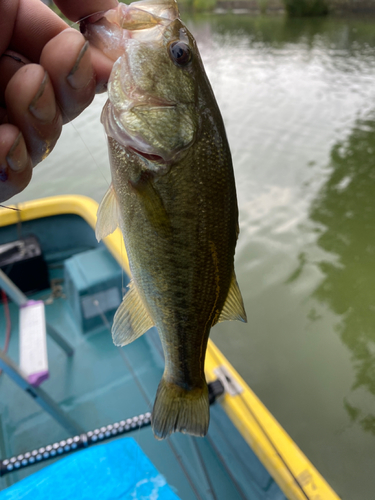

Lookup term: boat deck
[0,213,286,500]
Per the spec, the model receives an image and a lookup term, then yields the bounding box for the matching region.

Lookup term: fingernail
[0,165,8,182]
[6,132,27,172]
[3,53,26,65]
[67,41,92,90]
[29,72,56,123]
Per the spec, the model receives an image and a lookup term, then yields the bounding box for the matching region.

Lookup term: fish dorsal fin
[217,272,247,324]
[112,281,154,346]
[96,183,119,242]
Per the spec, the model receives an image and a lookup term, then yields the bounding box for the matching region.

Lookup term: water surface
[10,12,375,499]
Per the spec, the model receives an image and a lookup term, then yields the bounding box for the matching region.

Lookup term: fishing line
[0,291,11,377]
[91,293,152,411]
[166,437,203,500]
[121,236,125,311]
[59,68,230,500]
[4,34,205,493]
[80,269,151,483]
[93,295,204,499]
[204,432,251,500]
[63,116,111,190]
[239,394,311,500]
[47,87,304,500]
[189,437,217,500]
[0,206,19,211]
[111,325,204,499]
[75,11,107,25]
[116,337,205,499]
[117,347,152,410]
[91,281,207,499]
[60,139,202,494]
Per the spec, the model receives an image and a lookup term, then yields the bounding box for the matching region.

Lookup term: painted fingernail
[67,41,93,90]
[29,72,57,123]
[0,165,8,182]
[6,132,27,172]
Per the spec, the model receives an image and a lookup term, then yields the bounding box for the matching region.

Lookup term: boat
[0,195,339,499]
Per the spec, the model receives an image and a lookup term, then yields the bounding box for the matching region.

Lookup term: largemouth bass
[84,0,246,439]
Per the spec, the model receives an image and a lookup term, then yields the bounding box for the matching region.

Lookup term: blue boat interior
[0,213,287,500]
[0,438,181,500]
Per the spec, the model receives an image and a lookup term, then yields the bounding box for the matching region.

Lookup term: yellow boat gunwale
[0,194,340,500]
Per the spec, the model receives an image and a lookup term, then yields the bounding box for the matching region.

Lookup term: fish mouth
[133,99,177,110]
[128,146,166,163]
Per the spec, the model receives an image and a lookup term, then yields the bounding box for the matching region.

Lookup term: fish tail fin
[151,377,210,440]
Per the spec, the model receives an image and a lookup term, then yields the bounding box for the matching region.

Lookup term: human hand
[0,0,118,203]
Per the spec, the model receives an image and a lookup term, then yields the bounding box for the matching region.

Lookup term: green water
[10,12,375,498]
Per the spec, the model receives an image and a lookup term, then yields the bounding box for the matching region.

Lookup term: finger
[54,0,118,23]
[0,51,30,107]
[8,0,67,63]
[5,64,63,166]
[40,29,96,123]
[0,0,18,55]
[0,124,33,203]
[55,0,118,90]
[88,46,114,93]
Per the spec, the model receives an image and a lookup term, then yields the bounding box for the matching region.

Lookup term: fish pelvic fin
[112,281,154,346]
[151,377,209,440]
[216,271,247,324]
[96,183,119,241]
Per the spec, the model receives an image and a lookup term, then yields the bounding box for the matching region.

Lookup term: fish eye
[169,41,191,66]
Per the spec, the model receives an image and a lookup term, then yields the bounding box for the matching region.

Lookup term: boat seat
[64,246,125,333]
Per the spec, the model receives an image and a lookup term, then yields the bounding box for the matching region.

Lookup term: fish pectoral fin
[130,171,171,238]
[96,183,120,242]
[217,272,247,324]
[112,281,154,346]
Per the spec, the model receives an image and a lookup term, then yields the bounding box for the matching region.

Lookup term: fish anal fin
[217,272,247,324]
[96,183,119,242]
[112,281,154,346]
[152,378,209,439]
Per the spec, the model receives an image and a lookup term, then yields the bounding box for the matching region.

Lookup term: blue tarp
[0,438,180,499]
